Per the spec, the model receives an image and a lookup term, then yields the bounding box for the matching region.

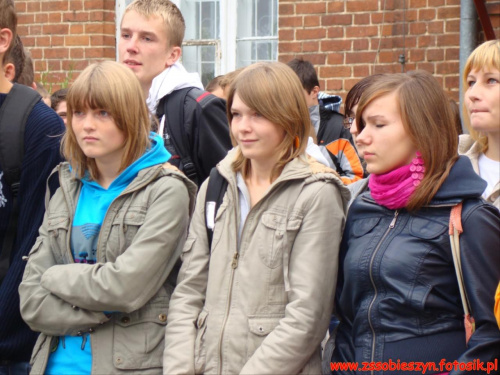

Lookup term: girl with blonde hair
[163,62,349,374]
[19,61,196,374]
[459,40,500,209]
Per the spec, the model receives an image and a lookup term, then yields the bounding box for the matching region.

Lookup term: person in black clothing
[0,1,64,373]
[118,0,231,186]
[287,58,364,184]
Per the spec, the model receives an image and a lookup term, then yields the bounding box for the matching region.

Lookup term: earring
[410,151,425,186]
[294,136,300,149]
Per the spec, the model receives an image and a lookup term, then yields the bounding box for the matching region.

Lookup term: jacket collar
[56,161,198,216]
[430,155,486,205]
[217,147,350,207]
[359,156,487,207]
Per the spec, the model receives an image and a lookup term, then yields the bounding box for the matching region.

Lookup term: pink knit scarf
[368,154,425,210]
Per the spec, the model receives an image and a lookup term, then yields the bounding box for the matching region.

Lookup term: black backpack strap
[0,83,41,194]
[157,87,199,185]
[0,84,41,285]
[205,167,228,251]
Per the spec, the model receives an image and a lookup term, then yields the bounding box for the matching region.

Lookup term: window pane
[237,0,277,38]
[236,40,277,68]
[182,45,216,86]
[181,0,219,40]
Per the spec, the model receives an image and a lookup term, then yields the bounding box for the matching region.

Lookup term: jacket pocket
[351,217,380,237]
[109,208,147,259]
[409,216,448,239]
[259,211,303,269]
[246,315,282,360]
[194,309,209,374]
[47,214,70,262]
[112,299,168,370]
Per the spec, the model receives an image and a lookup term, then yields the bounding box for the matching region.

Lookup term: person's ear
[0,28,13,55]
[3,62,15,81]
[165,46,182,68]
[311,86,320,101]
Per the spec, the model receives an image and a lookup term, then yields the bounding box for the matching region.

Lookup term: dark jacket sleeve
[451,201,500,374]
[188,94,231,185]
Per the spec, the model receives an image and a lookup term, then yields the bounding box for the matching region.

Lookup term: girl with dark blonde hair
[328,70,500,374]
[163,62,349,374]
[19,61,197,374]
[459,40,500,209]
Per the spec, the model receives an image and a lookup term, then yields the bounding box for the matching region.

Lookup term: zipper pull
[389,210,399,228]
[231,252,239,269]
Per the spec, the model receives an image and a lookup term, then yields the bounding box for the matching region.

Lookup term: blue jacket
[332,156,500,374]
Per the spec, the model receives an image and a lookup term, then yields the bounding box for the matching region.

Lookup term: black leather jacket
[332,157,500,375]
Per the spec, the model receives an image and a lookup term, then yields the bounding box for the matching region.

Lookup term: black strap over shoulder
[0,83,41,285]
[205,167,228,251]
[0,83,41,194]
[157,87,202,185]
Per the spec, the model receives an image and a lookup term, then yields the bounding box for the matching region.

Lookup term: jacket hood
[431,155,486,203]
[217,147,350,210]
[147,62,204,113]
[81,132,171,192]
[458,134,478,155]
[318,92,342,113]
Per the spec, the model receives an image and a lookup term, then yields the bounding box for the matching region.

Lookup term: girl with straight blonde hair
[19,61,197,374]
[459,40,500,209]
[163,62,349,374]
[328,70,500,374]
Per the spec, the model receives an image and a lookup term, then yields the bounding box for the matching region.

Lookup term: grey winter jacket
[19,162,197,374]
[163,149,350,375]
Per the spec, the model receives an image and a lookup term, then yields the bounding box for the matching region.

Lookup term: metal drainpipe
[459,1,478,133]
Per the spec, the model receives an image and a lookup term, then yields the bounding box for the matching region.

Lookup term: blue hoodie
[46,133,170,375]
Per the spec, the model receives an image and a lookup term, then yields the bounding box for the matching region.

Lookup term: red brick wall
[14,0,500,97]
[15,0,115,92]
[278,0,500,105]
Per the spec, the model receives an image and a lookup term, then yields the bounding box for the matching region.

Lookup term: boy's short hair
[219,68,244,91]
[35,82,50,99]
[51,88,68,111]
[286,58,320,94]
[205,75,222,93]
[0,0,17,63]
[17,48,34,86]
[125,0,185,48]
[4,35,25,82]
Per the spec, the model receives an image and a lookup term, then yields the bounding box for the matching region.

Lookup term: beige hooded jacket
[163,149,350,375]
[19,162,197,374]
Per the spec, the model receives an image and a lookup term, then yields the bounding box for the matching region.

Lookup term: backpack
[156,87,215,186]
[204,167,228,250]
[0,83,41,284]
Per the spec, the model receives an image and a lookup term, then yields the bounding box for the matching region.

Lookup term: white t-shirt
[478,153,500,199]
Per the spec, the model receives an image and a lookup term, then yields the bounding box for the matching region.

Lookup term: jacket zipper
[216,178,279,373]
[217,179,241,374]
[217,251,239,374]
[367,210,399,375]
[214,176,296,373]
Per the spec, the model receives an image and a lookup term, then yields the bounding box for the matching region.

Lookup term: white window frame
[115,0,277,75]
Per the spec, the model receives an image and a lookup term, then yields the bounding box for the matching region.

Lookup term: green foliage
[38,63,75,94]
